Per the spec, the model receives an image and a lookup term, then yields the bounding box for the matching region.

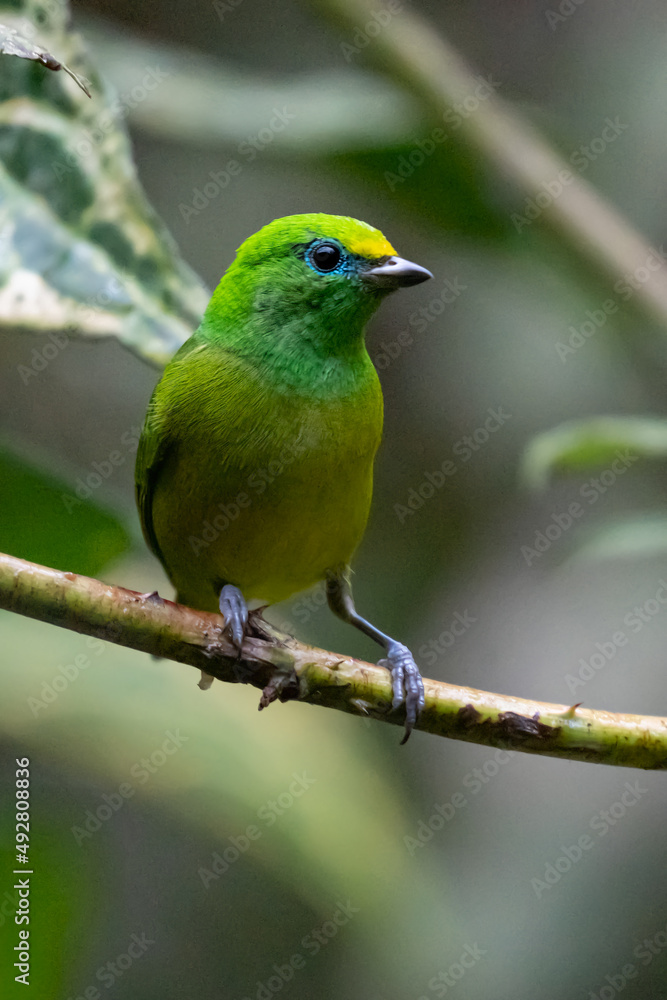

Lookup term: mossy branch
[1,551,666,769]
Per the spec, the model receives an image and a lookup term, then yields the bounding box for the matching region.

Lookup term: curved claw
[219,584,249,652]
[378,641,425,744]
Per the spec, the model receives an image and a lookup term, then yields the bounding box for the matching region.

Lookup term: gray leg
[219,583,248,651]
[326,571,425,743]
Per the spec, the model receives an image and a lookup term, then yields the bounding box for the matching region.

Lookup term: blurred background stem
[310,0,667,333]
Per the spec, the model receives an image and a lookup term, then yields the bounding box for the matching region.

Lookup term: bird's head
[204,214,432,353]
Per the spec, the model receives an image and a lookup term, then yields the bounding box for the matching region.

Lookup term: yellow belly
[150,389,382,612]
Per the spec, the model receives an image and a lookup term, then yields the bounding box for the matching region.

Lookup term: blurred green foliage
[0,449,130,574]
[2,1,667,999]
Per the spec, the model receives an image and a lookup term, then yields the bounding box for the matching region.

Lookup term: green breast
[145,341,383,610]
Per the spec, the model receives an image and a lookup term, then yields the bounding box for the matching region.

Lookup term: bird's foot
[219,584,248,652]
[378,642,425,744]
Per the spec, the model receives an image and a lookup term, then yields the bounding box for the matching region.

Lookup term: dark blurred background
[2,1,667,997]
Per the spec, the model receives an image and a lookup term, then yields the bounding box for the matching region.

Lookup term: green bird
[136,213,432,739]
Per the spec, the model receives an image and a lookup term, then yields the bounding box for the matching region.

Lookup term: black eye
[309,243,342,273]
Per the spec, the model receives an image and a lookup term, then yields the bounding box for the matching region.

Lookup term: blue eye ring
[307,241,344,274]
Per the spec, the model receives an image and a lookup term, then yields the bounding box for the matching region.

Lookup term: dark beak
[362,256,433,290]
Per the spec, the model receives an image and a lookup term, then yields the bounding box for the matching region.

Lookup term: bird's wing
[135,396,175,566]
[135,339,256,566]
[135,336,208,563]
